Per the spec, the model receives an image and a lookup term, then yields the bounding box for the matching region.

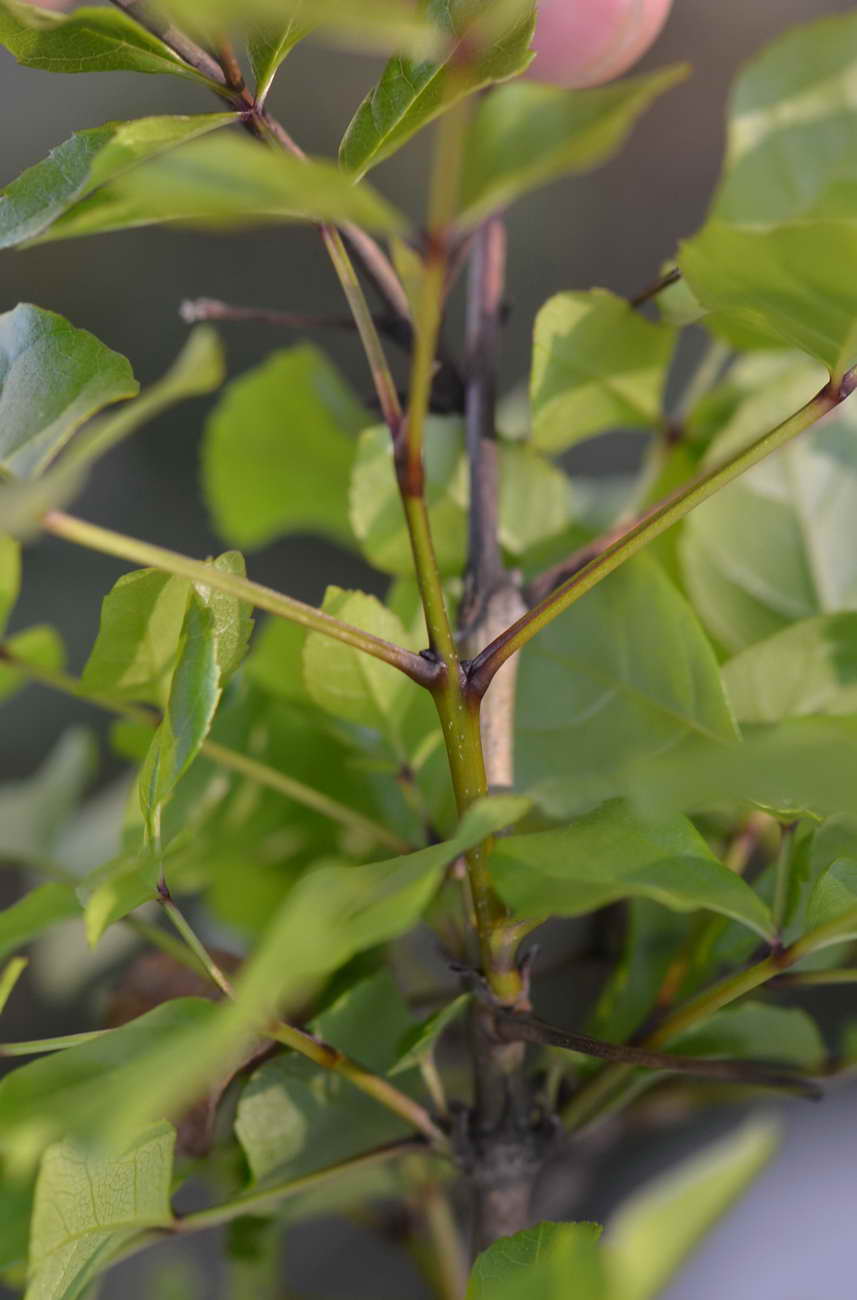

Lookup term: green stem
[178,1142,423,1232]
[160,894,449,1152]
[158,892,234,999]
[0,1029,109,1056]
[772,822,797,935]
[41,509,436,687]
[0,644,409,853]
[471,383,842,695]
[773,969,857,987]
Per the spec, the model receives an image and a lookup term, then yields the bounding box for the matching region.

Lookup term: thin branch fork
[468,378,847,697]
[493,1009,821,1100]
[41,510,440,688]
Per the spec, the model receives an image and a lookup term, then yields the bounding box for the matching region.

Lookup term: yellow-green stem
[0,644,409,853]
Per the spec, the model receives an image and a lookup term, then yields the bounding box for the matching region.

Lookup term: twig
[41,510,437,687]
[0,643,412,853]
[108,0,230,90]
[494,1009,820,1099]
[180,297,380,333]
[470,379,847,697]
[631,265,681,309]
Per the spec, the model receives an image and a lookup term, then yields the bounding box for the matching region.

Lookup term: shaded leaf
[0,116,232,250]
[0,730,95,868]
[303,588,412,750]
[459,65,686,226]
[0,0,206,81]
[516,556,737,818]
[588,902,687,1044]
[203,344,365,550]
[491,800,774,939]
[340,0,535,179]
[0,885,80,966]
[724,613,857,721]
[628,716,857,823]
[605,1121,778,1300]
[804,858,857,951]
[467,1221,605,1299]
[0,305,137,480]
[0,625,64,705]
[530,290,676,453]
[111,134,405,234]
[673,1002,824,1071]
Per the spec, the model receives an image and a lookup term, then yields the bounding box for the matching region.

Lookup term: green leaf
[25,1121,175,1300]
[350,420,468,577]
[0,116,233,250]
[0,884,80,965]
[0,999,215,1161]
[497,445,571,555]
[0,625,64,705]
[199,551,254,684]
[245,616,309,705]
[516,556,737,818]
[491,800,774,939]
[458,65,686,227]
[530,290,676,453]
[0,956,27,1014]
[249,21,311,106]
[678,12,857,378]
[723,614,857,722]
[0,305,137,480]
[389,994,469,1076]
[340,0,535,179]
[97,795,529,1147]
[803,858,857,951]
[203,345,365,550]
[314,969,414,1074]
[0,535,20,633]
[111,134,406,234]
[138,592,220,825]
[627,716,857,823]
[467,1221,605,1300]
[0,327,224,537]
[303,588,413,750]
[588,902,688,1044]
[82,569,191,707]
[156,0,440,58]
[672,1002,824,1071]
[605,1121,778,1300]
[682,396,857,654]
[0,0,207,81]
[350,420,569,576]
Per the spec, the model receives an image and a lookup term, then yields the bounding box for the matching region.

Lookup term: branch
[494,1009,820,1099]
[462,215,506,616]
[469,377,850,696]
[0,643,412,854]
[41,510,437,686]
[108,0,231,90]
[631,265,681,309]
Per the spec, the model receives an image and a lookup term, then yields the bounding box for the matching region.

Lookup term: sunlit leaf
[530,290,676,453]
[604,1121,778,1300]
[26,1121,175,1300]
[340,0,535,179]
[458,66,686,226]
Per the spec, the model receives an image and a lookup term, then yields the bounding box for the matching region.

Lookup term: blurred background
[1,2,856,1297]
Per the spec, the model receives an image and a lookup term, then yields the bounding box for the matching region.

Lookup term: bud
[528,0,674,89]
